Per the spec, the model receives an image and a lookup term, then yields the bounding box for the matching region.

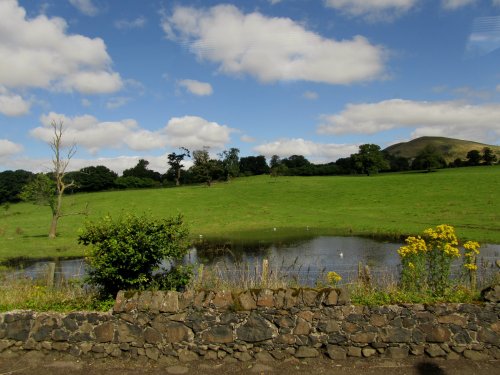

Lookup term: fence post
[46,262,55,287]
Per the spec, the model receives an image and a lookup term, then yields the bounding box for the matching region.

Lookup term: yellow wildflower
[327,271,342,285]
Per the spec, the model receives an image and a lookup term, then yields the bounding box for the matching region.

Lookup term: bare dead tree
[48,120,77,238]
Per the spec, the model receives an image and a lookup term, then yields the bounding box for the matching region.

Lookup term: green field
[1,166,499,260]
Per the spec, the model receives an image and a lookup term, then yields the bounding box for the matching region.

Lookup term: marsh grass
[0,270,113,312]
[190,257,329,291]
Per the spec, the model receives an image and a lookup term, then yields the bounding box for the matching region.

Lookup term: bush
[78,213,190,297]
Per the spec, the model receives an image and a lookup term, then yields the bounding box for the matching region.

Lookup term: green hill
[1,166,499,260]
[384,136,500,163]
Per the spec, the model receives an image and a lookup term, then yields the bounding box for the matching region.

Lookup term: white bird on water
[339,251,344,258]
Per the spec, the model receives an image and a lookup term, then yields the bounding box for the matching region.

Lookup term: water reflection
[3,236,499,284]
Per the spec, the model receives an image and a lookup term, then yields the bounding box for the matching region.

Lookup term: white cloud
[0,87,30,116]
[178,79,214,96]
[496,84,500,92]
[494,0,500,6]
[241,135,256,143]
[69,0,98,16]
[30,112,234,155]
[324,0,417,21]
[303,91,319,100]
[106,97,131,109]
[0,0,122,94]
[114,16,147,30]
[81,98,92,107]
[441,0,477,10]
[268,0,283,4]
[254,138,358,162]
[164,116,233,150]
[0,139,23,158]
[162,5,386,85]
[317,99,500,144]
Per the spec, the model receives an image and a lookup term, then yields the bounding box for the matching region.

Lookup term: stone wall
[1,288,499,362]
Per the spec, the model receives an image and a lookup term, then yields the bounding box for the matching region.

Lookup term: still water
[4,236,500,284]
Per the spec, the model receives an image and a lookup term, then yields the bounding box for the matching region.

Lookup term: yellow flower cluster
[423,224,458,246]
[463,241,480,255]
[463,240,480,272]
[327,271,342,285]
[443,243,460,257]
[397,236,427,258]
[464,263,478,271]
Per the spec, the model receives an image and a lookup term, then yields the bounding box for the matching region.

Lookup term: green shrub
[78,213,190,297]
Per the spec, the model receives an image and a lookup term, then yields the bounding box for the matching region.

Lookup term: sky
[1,0,500,174]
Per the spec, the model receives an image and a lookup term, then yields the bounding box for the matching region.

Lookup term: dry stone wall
[1,288,499,362]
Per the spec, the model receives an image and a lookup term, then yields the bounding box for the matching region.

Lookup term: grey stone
[481,284,500,303]
[202,325,234,344]
[463,350,489,361]
[237,313,277,342]
[294,346,319,358]
[326,345,346,360]
[178,348,198,362]
[94,322,114,343]
[347,347,362,357]
[362,348,377,357]
[255,351,274,362]
[425,344,446,358]
[251,364,274,373]
[145,347,159,361]
[234,351,253,361]
[385,346,409,359]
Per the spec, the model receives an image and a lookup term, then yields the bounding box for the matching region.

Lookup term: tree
[354,144,389,176]
[411,145,446,172]
[189,148,223,186]
[482,147,497,166]
[239,155,269,176]
[219,147,240,181]
[20,121,79,238]
[269,155,288,177]
[0,170,34,204]
[167,147,190,186]
[122,159,162,181]
[72,165,118,192]
[466,150,481,166]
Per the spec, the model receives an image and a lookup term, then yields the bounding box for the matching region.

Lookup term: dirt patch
[0,352,498,375]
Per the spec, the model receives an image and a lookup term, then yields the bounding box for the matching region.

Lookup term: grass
[1,166,499,260]
[0,276,114,312]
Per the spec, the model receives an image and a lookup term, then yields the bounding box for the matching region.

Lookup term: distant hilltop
[384,136,500,163]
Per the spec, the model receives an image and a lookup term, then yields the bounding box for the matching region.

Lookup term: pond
[3,236,500,286]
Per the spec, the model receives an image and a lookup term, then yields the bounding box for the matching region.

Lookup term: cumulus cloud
[0,139,23,158]
[69,0,98,16]
[164,116,233,150]
[317,99,500,144]
[441,0,477,10]
[303,91,319,100]
[30,112,234,155]
[178,79,214,96]
[0,87,30,116]
[162,5,386,85]
[324,0,417,21]
[114,16,147,30]
[254,138,358,162]
[0,0,122,94]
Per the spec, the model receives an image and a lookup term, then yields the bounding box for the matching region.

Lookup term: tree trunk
[175,169,180,186]
[49,214,58,238]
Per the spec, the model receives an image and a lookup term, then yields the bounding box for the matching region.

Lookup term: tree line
[1,144,498,205]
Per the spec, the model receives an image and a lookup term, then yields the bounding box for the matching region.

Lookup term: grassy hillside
[384,136,500,163]
[1,166,499,260]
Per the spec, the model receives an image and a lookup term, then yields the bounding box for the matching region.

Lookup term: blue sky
[1,0,500,173]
